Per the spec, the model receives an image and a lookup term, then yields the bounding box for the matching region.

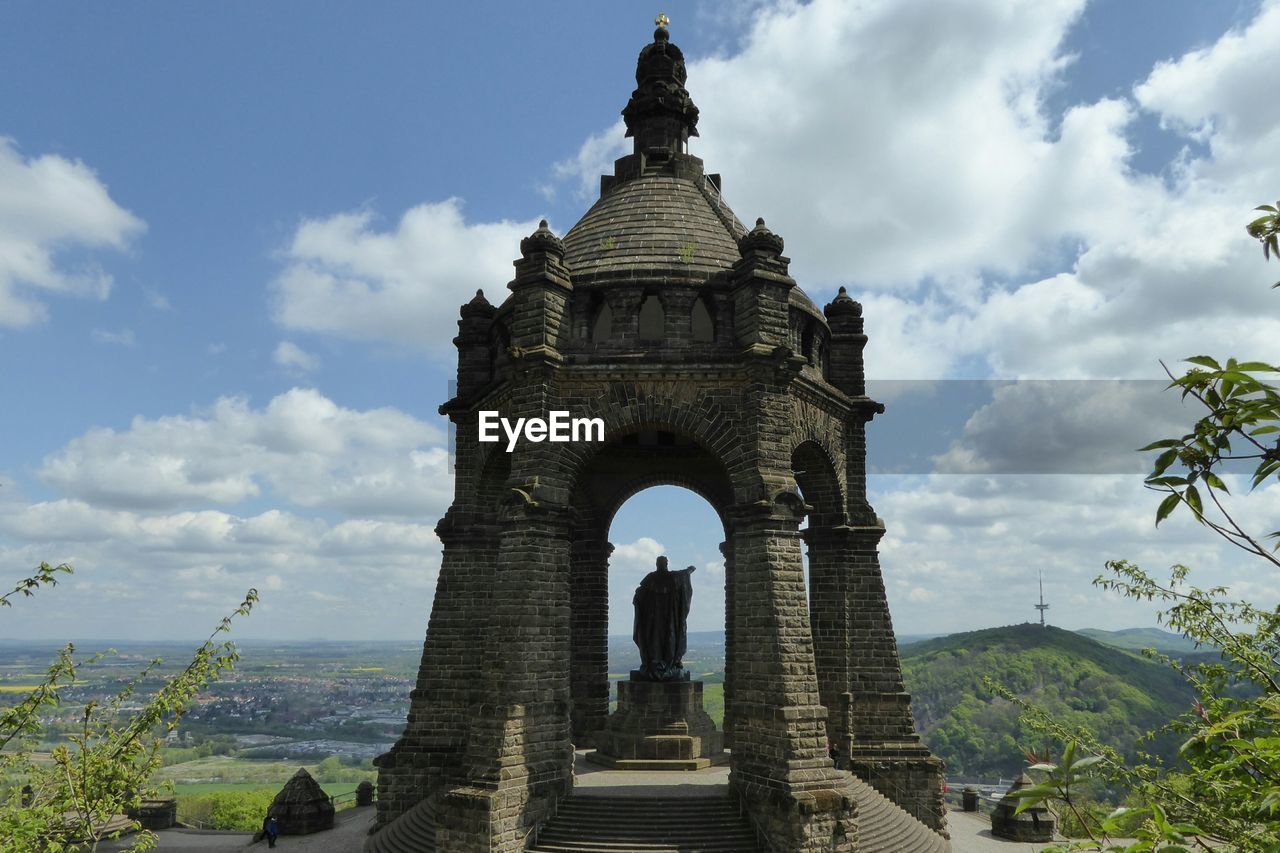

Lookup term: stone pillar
[434,503,574,853]
[803,524,854,756]
[719,538,735,749]
[726,499,858,853]
[840,522,947,835]
[374,513,495,829]
[570,535,612,742]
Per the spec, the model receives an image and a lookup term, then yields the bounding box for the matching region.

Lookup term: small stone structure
[268,768,335,835]
[128,796,177,830]
[991,772,1056,842]
[356,780,375,807]
[589,679,724,769]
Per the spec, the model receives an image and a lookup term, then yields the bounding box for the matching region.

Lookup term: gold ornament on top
[655,13,670,28]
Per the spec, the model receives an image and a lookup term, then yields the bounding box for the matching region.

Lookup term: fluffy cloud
[548,0,1280,383]
[2,387,452,639]
[271,201,541,352]
[39,388,449,517]
[0,138,144,327]
[0,499,441,640]
[930,381,1190,475]
[273,341,320,373]
[873,472,1280,634]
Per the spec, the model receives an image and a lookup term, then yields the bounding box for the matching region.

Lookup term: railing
[522,819,540,849]
[330,786,377,811]
[735,794,780,853]
[857,765,951,829]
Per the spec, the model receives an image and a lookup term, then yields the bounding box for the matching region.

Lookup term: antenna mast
[1035,572,1050,628]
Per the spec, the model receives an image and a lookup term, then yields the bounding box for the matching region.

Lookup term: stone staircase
[363,797,437,853]
[848,775,950,853]
[526,795,763,853]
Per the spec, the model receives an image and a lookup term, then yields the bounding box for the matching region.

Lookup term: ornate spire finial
[656,12,670,28]
[738,217,785,258]
[824,285,863,319]
[624,14,698,155]
[519,219,565,260]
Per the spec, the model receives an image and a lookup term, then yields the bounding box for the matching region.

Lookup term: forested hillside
[900,623,1194,778]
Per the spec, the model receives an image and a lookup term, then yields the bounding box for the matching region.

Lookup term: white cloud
[552,121,628,202]
[931,381,1190,475]
[0,498,442,639]
[873,472,1277,635]
[273,341,320,373]
[91,328,136,347]
[39,388,449,517]
[548,0,1280,383]
[0,138,144,327]
[271,201,542,352]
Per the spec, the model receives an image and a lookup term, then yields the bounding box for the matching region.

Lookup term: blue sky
[2,0,1278,641]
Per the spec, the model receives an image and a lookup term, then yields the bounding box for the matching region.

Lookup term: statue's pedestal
[587,678,724,770]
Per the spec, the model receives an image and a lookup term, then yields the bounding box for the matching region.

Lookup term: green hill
[900,623,1194,779]
[1075,627,1208,655]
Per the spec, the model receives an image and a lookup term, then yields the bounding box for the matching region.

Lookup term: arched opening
[566,428,735,744]
[606,481,727,653]
[801,320,816,365]
[792,440,844,528]
[691,295,714,342]
[590,293,612,342]
[488,321,511,381]
[638,293,665,341]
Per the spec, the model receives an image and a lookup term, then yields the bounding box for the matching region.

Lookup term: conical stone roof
[268,767,335,835]
[562,174,745,285]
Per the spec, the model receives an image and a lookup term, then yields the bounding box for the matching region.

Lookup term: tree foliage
[0,564,257,852]
[1003,206,1280,850]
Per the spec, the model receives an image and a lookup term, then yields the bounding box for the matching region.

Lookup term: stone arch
[601,472,731,533]
[637,292,665,341]
[690,294,714,342]
[553,386,760,506]
[791,439,845,528]
[474,445,512,515]
[565,434,735,744]
[589,291,612,342]
[487,321,511,381]
[801,319,816,364]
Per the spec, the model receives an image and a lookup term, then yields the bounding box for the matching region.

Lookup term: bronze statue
[632,556,696,681]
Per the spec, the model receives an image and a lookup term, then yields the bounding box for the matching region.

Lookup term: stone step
[527,795,763,853]
[363,799,436,853]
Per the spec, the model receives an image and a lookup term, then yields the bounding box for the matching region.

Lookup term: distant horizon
[0,624,1180,647]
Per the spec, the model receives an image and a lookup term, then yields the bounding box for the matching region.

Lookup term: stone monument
[991,772,1056,842]
[369,16,947,853]
[589,556,723,770]
[632,556,694,682]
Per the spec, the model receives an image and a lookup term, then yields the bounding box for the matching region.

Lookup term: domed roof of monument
[560,18,824,326]
[561,17,748,286]
[562,175,746,285]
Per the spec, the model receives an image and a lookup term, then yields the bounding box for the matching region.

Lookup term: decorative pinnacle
[824,285,863,319]
[519,218,565,260]
[460,288,495,318]
[738,216,785,258]
[656,12,670,28]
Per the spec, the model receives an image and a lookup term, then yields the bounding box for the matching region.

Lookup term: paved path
[99,806,374,852]
[101,760,1121,851]
[946,809,1062,852]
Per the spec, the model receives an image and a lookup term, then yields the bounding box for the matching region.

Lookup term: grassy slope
[901,623,1193,778]
[1076,627,1209,654]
